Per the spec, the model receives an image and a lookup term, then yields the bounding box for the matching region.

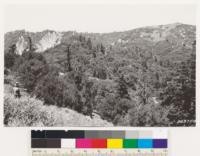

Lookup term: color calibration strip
[31,130,168,149]
[32,138,167,149]
[31,130,168,156]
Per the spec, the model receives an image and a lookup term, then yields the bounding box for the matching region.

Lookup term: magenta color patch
[76,139,92,148]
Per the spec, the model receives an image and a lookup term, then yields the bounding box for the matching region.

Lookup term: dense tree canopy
[4,28,196,126]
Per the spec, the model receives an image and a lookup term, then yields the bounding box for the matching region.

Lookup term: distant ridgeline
[4,23,196,127]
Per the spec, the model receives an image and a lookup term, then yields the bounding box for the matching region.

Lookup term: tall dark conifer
[116,75,129,99]
[66,45,72,72]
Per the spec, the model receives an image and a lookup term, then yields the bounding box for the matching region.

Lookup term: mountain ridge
[4,23,195,54]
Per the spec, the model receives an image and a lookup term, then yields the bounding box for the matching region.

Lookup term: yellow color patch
[107,139,123,148]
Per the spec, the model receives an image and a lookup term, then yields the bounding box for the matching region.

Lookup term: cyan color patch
[138,139,153,148]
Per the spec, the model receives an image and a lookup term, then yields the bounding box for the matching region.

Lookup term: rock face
[140,23,184,42]
[15,36,29,55]
[88,23,195,50]
[35,31,63,52]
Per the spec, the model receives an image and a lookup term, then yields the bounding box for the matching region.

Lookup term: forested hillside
[4,23,196,126]
[4,84,112,127]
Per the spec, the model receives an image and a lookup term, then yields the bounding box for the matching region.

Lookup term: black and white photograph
[3,4,196,127]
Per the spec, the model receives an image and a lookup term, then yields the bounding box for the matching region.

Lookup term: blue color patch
[138,139,153,148]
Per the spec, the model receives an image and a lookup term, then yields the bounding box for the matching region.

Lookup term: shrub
[4,87,113,127]
[34,73,64,106]
[4,52,17,69]
[127,102,171,127]
[4,93,58,126]
[11,51,49,93]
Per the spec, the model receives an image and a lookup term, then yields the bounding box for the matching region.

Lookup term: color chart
[31,130,168,156]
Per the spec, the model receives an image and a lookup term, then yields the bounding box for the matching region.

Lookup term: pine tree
[5,44,17,68]
[28,36,33,51]
[65,45,72,72]
[116,75,129,99]
[100,43,105,55]
[87,38,92,50]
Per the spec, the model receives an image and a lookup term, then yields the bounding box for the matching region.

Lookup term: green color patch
[123,139,138,148]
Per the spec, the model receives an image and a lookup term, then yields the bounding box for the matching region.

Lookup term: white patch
[59,72,65,76]
[15,36,28,55]
[35,32,63,52]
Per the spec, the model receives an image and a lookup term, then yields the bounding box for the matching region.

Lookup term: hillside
[4,23,196,127]
[88,23,195,46]
[4,84,113,127]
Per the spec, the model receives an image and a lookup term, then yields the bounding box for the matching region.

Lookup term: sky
[4,4,196,33]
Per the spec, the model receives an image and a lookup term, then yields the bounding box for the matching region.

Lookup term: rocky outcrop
[139,23,195,43]
[35,31,63,52]
[15,36,29,55]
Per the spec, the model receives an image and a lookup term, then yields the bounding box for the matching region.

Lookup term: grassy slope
[4,84,113,127]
